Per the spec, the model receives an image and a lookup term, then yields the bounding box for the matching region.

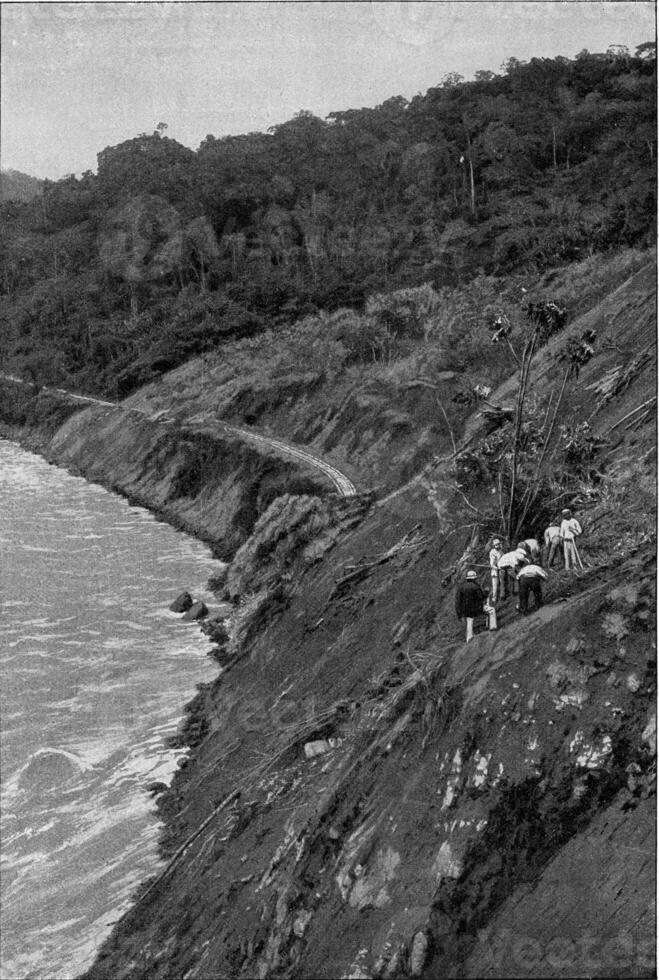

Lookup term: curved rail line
[0,375,357,497]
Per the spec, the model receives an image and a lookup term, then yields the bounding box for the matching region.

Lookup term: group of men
[455,508,583,643]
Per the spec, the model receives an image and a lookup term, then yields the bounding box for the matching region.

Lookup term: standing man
[455,570,486,643]
[516,558,548,614]
[560,508,583,570]
[488,538,504,602]
[543,523,562,567]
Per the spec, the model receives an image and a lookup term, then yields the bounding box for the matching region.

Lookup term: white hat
[466,570,478,580]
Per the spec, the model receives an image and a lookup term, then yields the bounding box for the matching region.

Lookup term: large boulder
[169,591,193,613]
[201,616,230,645]
[181,600,209,622]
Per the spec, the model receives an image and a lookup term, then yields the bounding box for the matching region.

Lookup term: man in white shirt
[516,558,548,614]
[543,524,562,567]
[497,548,527,599]
[560,508,583,570]
[517,538,541,563]
[488,538,504,602]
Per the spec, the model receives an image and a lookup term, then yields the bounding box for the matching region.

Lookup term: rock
[432,841,462,882]
[565,635,586,656]
[169,591,193,613]
[293,909,313,938]
[304,740,331,759]
[641,711,656,755]
[201,616,230,644]
[626,672,641,693]
[625,762,642,792]
[381,946,405,979]
[409,931,429,977]
[146,781,168,796]
[181,600,209,621]
[207,568,228,594]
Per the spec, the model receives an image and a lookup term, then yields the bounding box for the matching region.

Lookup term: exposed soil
[1,258,655,979]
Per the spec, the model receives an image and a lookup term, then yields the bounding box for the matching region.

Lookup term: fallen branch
[328,525,425,601]
[607,396,656,433]
[403,378,439,391]
[136,788,241,905]
[436,397,457,456]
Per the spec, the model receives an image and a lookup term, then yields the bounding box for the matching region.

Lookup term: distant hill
[1,169,43,202]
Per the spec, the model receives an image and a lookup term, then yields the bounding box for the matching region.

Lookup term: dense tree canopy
[0,47,655,394]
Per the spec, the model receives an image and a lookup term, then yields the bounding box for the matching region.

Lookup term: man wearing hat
[455,569,487,643]
[516,556,548,614]
[488,538,504,602]
[559,508,583,570]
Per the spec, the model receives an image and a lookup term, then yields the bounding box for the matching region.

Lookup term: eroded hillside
[122,249,651,492]
[72,258,656,979]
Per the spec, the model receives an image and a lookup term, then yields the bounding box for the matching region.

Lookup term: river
[0,439,224,979]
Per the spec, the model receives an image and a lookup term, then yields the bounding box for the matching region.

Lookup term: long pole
[572,539,584,570]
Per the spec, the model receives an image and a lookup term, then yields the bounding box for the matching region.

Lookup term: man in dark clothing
[455,570,487,642]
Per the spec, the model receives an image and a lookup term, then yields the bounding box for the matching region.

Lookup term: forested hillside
[0,45,655,397]
[0,169,44,203]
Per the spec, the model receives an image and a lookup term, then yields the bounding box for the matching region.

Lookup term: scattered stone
[181,600,209,621]
[169,591,193,613]
[554,690,588,711]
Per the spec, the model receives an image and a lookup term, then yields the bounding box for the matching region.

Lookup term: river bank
[0,379,336,561]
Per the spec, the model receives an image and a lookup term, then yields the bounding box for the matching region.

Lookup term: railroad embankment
[0,381,350,559]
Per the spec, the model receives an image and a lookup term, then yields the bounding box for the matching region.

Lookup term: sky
[1,1,656,179]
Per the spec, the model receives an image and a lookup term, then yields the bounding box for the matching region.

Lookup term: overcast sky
[1,1,655,179]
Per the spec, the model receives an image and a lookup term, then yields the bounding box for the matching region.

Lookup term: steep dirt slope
[122,251,653,493]
[83,523,656,980]
[82,264,656,979]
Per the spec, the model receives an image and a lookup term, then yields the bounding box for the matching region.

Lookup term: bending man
[516,558,548,614]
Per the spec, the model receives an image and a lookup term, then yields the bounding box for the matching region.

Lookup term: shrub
[366,283,441,340]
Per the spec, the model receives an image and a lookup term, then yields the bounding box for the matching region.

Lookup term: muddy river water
[0,439,223,979]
